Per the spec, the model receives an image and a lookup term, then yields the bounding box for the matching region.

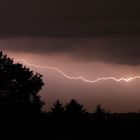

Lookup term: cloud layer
[0,0,140,37]
[1,37,140,65]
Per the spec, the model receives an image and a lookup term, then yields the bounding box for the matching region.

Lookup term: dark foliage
[50,100,64,115]
[0,51,44,117]
[65,99,86,116]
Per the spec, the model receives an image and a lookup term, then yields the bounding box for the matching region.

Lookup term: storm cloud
[1,0,140,65]
[0,0,140,37]
[1,37,140,65]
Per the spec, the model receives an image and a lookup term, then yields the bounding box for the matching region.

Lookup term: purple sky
[1,37,140,113]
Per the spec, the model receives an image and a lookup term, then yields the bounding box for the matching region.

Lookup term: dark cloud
[2,37,140,65]
[1,0,140,65]
[0,0,140,37]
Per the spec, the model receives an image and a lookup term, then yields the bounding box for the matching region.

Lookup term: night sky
[1,0,140,112]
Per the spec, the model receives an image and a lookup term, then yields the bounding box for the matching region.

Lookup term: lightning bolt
[15,59,140,83]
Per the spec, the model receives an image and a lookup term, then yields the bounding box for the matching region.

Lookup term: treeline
[0,51,139,139]
[40,99,140,139]
[1,99,140,139]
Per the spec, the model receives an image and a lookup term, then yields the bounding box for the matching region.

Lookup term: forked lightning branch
[16,59,140,83]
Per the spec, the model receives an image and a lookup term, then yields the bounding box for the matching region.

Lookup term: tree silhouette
[65,99,86,116]
[49,100,65,128]
[0,51,44,116]
[50,100,64,115]
[94,104,108,122]
[94,104,106,114]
